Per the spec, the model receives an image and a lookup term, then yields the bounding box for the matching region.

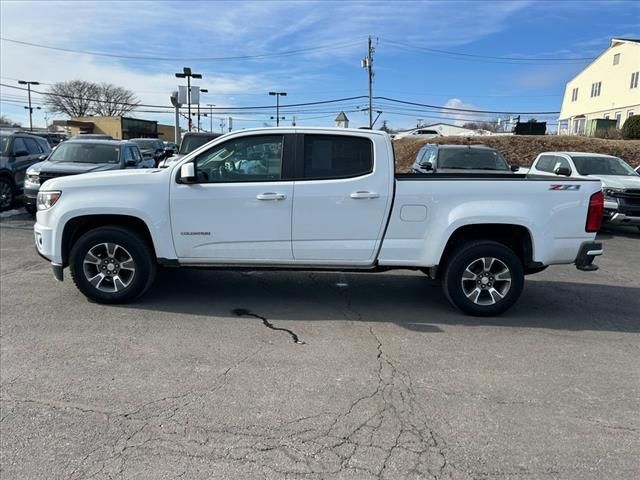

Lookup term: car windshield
[571,156,638,176]
[179,136,217,155]
[132,139,158,150]
[0,134,9,154]
[48,142,120,164]
[438,148,509,170]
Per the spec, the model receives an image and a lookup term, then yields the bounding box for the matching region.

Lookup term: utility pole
[170,91,181,144]
[18,80,40,131]
[175,67,202,132]
[269,91,287,126]
[361,36,374,128]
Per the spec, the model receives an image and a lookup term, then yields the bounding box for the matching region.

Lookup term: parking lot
[0,210,638,479]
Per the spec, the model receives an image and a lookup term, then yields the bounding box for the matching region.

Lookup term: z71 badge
[549,184,581,190]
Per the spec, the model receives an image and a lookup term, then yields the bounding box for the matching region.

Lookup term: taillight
[586,191,604,232]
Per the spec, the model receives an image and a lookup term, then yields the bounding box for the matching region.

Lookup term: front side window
[24,137,43,154]
[302,135,373,179]
[123,147,136,163]
[193,135,283,183]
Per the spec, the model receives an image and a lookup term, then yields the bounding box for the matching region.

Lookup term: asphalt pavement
[1,210,639,479]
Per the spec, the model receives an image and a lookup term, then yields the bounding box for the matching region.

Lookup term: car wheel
[24,203,37,216]
[69,226,156,304]
[0,178,15,211]
[442,241,524,317]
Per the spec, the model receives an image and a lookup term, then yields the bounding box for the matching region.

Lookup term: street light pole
[175,67,202,132]
[197,88,208,131]
[207,104,215,132]
[268,91,287,127]
[18,80,40,131]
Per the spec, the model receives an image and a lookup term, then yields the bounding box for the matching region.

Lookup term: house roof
[611,38,640,46]
[335,111,349,122]
[425,123,473,130]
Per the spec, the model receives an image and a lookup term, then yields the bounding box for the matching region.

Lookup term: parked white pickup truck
[529,151,640,229]
[34,128,604,316]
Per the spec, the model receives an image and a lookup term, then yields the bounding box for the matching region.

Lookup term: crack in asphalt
[232,308,306,345]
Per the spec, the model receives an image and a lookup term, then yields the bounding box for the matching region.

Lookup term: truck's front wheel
[442,241,524,317]
[69,227,156,304]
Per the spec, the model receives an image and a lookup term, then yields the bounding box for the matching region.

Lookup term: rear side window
[12,137,28,154]
[302,135,373,179]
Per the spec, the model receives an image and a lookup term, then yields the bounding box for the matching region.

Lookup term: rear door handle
[350,191,379,199]
[257,192,287,201]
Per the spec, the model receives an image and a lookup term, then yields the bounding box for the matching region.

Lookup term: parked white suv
[529,152,640,229]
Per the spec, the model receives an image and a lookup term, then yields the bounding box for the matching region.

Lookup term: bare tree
[45,80,139,118]
[45,80,99,117]
[93,83,139,116]
[0,115,21,127]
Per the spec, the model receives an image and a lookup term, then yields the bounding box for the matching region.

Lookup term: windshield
[0,135,9,154]
[47,142,120,164]
[572,156,638,176]
[438,148,509,170]
[132,139,158,150]
[179,136,217,155]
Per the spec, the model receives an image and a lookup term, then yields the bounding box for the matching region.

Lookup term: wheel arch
[437,223,534,278]
[61,214,156,267]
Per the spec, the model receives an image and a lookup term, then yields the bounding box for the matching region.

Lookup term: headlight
[37,191,62,211]
[25,174,40,186]
[603,188,623,198]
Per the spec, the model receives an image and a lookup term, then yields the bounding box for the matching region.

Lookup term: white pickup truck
[34,128,604,316]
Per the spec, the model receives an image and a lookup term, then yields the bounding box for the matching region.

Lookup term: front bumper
[23,186,39,205]
[574,241,603,272]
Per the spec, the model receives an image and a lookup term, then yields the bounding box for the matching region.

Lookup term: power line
[375,96,560,115]
[0,37,364,62]
[381,38,595,64]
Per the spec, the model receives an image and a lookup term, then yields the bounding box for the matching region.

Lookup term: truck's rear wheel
[442,241,524,316]
[69,227,155,304]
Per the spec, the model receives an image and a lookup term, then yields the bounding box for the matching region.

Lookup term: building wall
[71,116,123,138]
[559,41,640,134]
[157,124,175,142]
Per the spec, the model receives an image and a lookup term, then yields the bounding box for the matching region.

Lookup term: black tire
[442,241,524,317]
[24,203,37,216]
[0,178,15,211]
[69,226,156,304]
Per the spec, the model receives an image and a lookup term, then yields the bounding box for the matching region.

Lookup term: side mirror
[38,154,49,161]
[420,161,433,171]
[555,166,571,176]
[510,165,520,172]
[180,163,196,183]
[15,149,29,157]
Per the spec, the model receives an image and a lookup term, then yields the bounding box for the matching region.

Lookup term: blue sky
[1,0,638,131]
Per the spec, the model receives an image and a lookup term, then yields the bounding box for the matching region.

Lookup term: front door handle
[257,192,287,201]
[350,191,379,199]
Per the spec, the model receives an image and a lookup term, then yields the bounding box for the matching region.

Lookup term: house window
[571,87,578,102]
[613,53,620,65]
[590,82,602,97]
[604,114,610,120]
[631,72,639,89]
[615,112,622,128]
[629,111,635,118]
